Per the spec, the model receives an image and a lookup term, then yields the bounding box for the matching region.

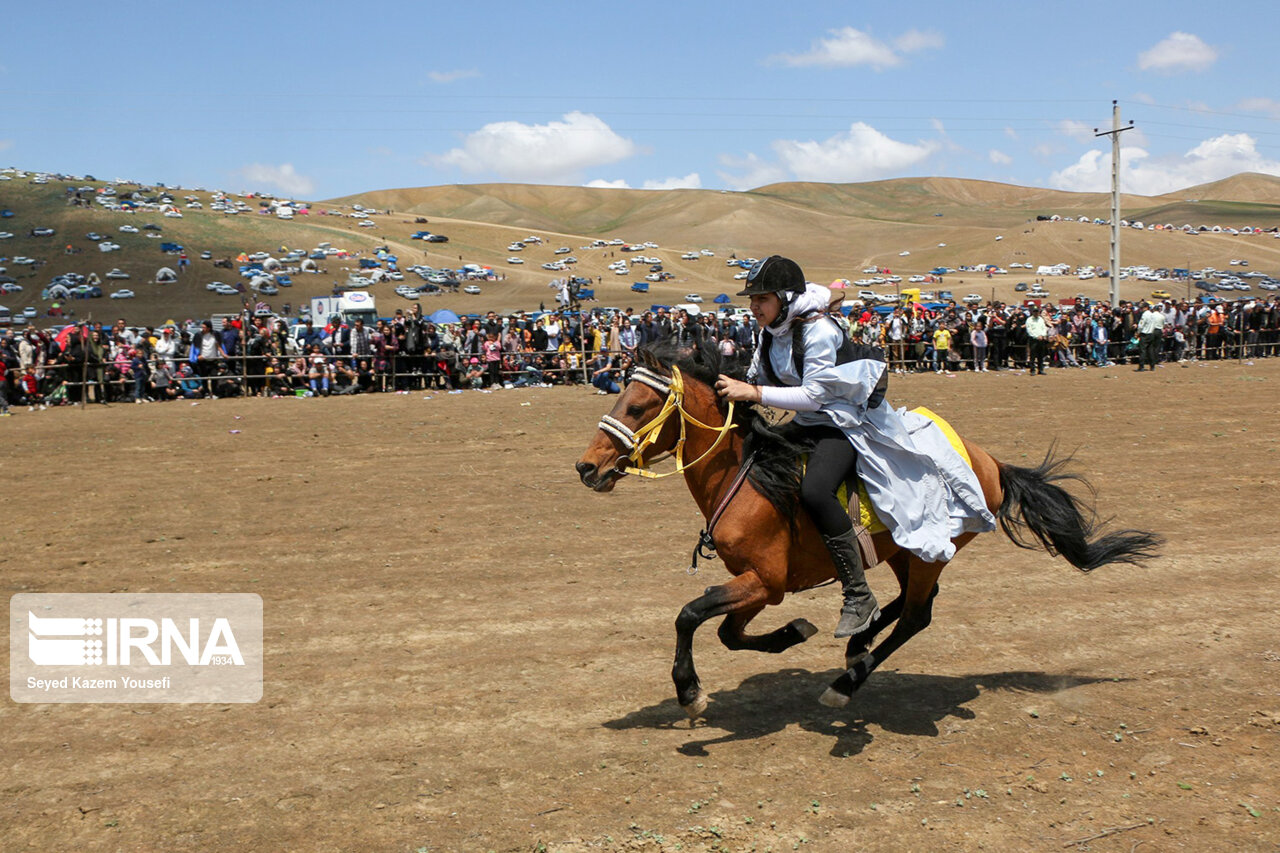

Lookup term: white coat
[748,284,995,563]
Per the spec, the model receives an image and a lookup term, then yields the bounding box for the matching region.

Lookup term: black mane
[639,332,812,527]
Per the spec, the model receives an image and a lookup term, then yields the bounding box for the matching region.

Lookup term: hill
[3,169,1280,325]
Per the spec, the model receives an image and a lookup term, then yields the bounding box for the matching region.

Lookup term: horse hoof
[682,691,708,719]
[791,618,819,641]
[818,686,850,708]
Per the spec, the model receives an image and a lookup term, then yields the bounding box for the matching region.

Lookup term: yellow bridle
[598,366,737,480]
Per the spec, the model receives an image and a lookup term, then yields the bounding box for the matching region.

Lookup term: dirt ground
[2,359,1278,852]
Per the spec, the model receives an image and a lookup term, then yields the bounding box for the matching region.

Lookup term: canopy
[156,267,178,282]
[429,309,460,324]
[713,293,731,304]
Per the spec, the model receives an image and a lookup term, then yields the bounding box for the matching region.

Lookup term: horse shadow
[602,668,1123,758]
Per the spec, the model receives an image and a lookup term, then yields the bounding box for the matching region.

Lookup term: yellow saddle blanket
[806,407,972,534]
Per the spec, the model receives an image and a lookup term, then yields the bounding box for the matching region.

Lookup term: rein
[594,364,753,574]
[597,366,737,480]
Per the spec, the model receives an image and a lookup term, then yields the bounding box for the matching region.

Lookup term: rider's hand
[715,375,761,403]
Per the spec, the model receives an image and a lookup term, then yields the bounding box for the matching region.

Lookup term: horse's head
[575,347,684,492]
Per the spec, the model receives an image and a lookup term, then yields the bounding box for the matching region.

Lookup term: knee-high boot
[822,528,880,639]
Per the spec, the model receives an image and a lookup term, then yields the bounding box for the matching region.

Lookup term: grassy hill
[4,170,1280,326]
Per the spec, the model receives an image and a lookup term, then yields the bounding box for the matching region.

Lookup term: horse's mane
[639,332,812,526]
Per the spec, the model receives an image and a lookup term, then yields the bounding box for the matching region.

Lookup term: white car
[109,289,135,299]
[105,268,130,279]
[857,289,877,300]
[898,251,910,256]
[358,220,375,227]
[681,252,699,260]
[733,271,748,280]
[463,285,482,295]
[507,257,524,264]
[507,243,525,252]
[98,242,121,252]
[908,275,926,283]
[206,281,224,291]
[0,232,13,239]
[23,307,37,317]
[614,268,628,275]
[700,249,715,257]
[32,227,55,236]
[555,247,571,254]
[684,293,703,302]
[963,293,984,304]
[119,225,139,233]
[214,284,238,295]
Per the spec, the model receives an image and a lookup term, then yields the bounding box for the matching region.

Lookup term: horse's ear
[637,346,661,370]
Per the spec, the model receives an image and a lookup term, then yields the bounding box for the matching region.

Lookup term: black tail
[997,448,1162,572]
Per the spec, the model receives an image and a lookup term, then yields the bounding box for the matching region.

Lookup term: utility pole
[1095,101,1135,307]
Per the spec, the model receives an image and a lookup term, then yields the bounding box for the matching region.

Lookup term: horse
[575,335,1160,718]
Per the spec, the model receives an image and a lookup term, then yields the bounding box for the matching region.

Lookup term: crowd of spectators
[1,294,1276,415]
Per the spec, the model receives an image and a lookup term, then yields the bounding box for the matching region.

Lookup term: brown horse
[575,336,1160,718]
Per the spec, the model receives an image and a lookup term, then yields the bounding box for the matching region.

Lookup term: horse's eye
[626,404,645,419]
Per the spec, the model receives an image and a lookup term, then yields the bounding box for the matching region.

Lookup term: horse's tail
[997,447,1162,572]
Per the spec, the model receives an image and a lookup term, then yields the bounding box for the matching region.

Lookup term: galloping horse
[575,335,1160,718]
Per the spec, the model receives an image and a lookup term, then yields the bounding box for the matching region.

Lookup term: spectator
[1025,306,1049,376]
[1136,301,1165,372]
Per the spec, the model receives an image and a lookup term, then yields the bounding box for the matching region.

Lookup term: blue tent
[713,293,731,304]
[429,309,460,325]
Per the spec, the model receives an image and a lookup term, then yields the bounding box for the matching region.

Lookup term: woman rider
[715,256,996,640]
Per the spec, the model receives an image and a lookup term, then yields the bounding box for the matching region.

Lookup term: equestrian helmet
[735,255,806,297]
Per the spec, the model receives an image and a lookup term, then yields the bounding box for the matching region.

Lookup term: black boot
[823,528,880,639]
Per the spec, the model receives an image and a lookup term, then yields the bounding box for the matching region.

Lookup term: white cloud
[0,139,13,154]
[988,149,1012,166]
[716,152,789,191]
[429,112,639,182]
[772,123,938,182]
[1236,97,1280,118]
[585,179,630,189]
[1004,126,1019,141]
[774,26,941,70]
[236,163,315,197]
[428,69,479,84]
[1138,32,1217,73]
[1048,133,1280,195]
[643,173,701,190]
[1132,92,1156,105]
[1058,119,1096,143]
[718,124,937,188]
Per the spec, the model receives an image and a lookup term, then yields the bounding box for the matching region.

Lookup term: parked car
[109,289,135,299]
[507,257,524,264]
[463,285,482,295]
[105,268,130,279]
[684,293,703,303]
[963,293,984,304]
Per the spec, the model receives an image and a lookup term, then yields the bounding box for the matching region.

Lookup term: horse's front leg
[673,570,770,719]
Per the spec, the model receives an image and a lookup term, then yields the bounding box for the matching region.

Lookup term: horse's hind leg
[673,571,771,719]
[844,552,911,668]
[717,606,818,653]
[821,558,946,708]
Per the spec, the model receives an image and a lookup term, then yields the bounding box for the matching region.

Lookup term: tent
[44,284,71,299]
[249,275,274,291]
[262,257,282,271]
[429,309,460,325]
[156,267,178,283]
[829,279,850,289]
[299,258,318,272]
[86,272,102,287]
[713,293,731,304]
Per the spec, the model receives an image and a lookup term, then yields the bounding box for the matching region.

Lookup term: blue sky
[4,1,1279,200]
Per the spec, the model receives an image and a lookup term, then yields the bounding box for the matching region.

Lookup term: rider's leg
[799,428,880,639]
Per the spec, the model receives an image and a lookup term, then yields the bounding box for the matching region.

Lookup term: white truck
[309,291,378,327]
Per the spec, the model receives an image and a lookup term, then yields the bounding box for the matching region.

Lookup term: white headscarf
[769,282,831,334]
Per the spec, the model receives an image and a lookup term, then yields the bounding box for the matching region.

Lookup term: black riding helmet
[735,255,806,297]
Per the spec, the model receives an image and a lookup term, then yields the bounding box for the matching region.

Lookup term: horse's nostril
[575,461,597,482]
